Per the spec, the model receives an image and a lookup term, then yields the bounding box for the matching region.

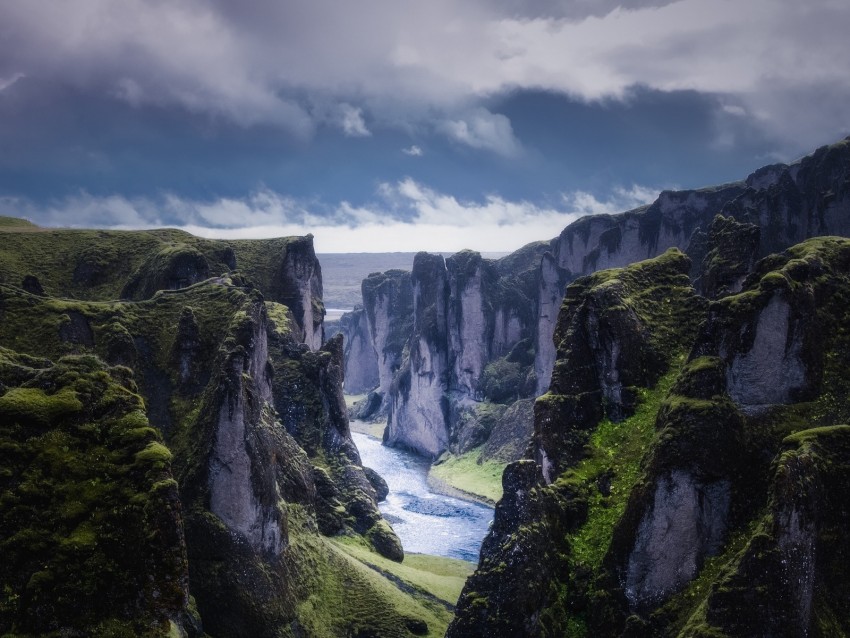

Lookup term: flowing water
[351,429,494,562]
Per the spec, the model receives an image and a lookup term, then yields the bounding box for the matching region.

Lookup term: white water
[352,430,494,562]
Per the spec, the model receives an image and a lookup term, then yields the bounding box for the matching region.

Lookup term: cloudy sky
[1,0,848,252]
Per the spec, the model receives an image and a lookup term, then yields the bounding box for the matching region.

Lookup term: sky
[1,0,849,253]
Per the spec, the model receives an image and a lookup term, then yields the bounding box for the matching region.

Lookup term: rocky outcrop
[534,185,746,393]
[448,249,706,637]
[0,229,325,350]
[450,236,850,637]
[446,460,575,638]
[357,243,545,457]
[693,214,761,298]
[535,137,850,394]
[722,138,850,257]
[274,235,325,350]
[623,470,731,607]
[338,269,415,419]
[0,235,406,636]
[207,302,285,557]
[690,426,850,638]
[534,249,706,481]
[337,306,379,394]
[387,253,451,457]
[0,349,198,636]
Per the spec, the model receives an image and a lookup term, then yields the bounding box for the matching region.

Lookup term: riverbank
[350,417,387,440]
[428,450,506,505]
[354,432,504,507]
[348,409,503,508]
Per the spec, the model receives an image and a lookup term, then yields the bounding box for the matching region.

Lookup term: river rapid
[351,429,494,562]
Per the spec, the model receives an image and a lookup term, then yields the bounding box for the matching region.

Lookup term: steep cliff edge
[340,137,850,479]
[342,269,413,414]
[448,236,850,637]
[0,229,325,350]
[0,228,454,636]
[387,253,451,457]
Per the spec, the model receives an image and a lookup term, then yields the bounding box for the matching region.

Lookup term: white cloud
[2,0,848,145]
[0,72,25,92]
[438,108,521,157]
[402,145,424,156]
[0,179,665,253]
[338,103,371,137]
[563,184,661,216]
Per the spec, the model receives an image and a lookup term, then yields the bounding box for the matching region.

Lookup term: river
[351,429,494,562]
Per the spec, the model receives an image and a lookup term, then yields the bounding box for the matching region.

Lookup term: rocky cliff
[448,236,850,637]
[341,137,850,468]
[0,229,326,350]
[342,269,414,414]
[0,227,452,637]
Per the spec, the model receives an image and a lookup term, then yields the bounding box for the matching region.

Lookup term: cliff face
[387,253,451,457]
[0,229,430,636]
[337,306,379,395]
[347,243,544,458]
[448,236,850,637]
[533,184,745,394]
[340,138,850,470]
[0,229,325,351]
[342,269,414,417]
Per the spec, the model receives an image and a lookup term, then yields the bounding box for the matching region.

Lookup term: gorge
[1,135,850,637]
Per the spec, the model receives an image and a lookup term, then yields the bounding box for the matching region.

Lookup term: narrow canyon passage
[352,427,494,562]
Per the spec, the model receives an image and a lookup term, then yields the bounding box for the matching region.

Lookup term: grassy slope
[429,450,506,504]
[332,537,474,607]
[291,526,468,637]
[0,216,39,230]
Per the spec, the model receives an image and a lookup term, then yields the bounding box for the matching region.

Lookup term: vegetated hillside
[0,224,325,348]
[340,136,850,505]
[448,237,850,637]
[0,225,457,637]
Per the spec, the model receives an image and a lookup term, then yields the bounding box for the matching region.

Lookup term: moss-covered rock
[694,214,761,298]
[0,349,196,637]
[0,267,408,635]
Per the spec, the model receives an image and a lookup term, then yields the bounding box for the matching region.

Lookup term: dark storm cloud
[1,0,848,144]
[0,0,848,242]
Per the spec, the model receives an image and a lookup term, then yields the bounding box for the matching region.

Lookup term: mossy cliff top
[0,225,324,344]
[0,349,193,637]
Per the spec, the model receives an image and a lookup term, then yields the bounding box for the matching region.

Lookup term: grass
[344,393,367,408]
[331,536,474,606]
[290,522,459,637]
[564,361,682,570]
[350,418,387,440]
[0,216,38,230]
[429,448,507,504]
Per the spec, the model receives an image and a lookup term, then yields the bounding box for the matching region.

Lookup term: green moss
[331,536,474,606]
[0,387,83,426]
[288,521,455,638]
[564,362,681,570]
[265,301,294,336]
[135,441,174,465]
[0,216,38,229]
[429,448,506,504]
[0,351,186,635]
